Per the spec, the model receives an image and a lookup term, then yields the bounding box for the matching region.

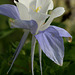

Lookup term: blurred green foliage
[0,0,75,75]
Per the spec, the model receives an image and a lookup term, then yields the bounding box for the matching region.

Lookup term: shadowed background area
[0,0,75,75]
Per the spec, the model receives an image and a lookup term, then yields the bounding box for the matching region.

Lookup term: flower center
[31,6,41,13]
[35,7,41,12]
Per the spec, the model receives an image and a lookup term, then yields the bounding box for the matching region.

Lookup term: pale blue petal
[51,26,72,38]
[39,45,42,75]
[11,20,38,34]
[51,26,72,42]
[0,4,20,19]
[35,27,64,66]
[31,35,36,75]
[7,31,29,74]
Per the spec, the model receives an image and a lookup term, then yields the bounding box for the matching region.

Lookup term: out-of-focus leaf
[0,29,14,39]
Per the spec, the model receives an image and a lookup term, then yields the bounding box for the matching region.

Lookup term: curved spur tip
[68,37,72,43]
[9,19,14,23]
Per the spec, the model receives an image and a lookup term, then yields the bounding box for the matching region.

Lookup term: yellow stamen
[30,6,41,12]
[35,7,41,12]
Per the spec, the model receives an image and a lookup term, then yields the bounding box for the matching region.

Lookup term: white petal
[29,11,49,25]
[29,0,36,12]
[18,0,33,9]
[39,45,42,75]
[39,7,65,31]
[36,0,52,13]
[15,2,30,20]
[39,17,51,31]
[36,0,50,9]
[31,35,36,75]
[50,7,65,19]
[48,0,54,10]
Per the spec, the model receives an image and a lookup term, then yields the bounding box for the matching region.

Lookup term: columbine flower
[0,0,72,75]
